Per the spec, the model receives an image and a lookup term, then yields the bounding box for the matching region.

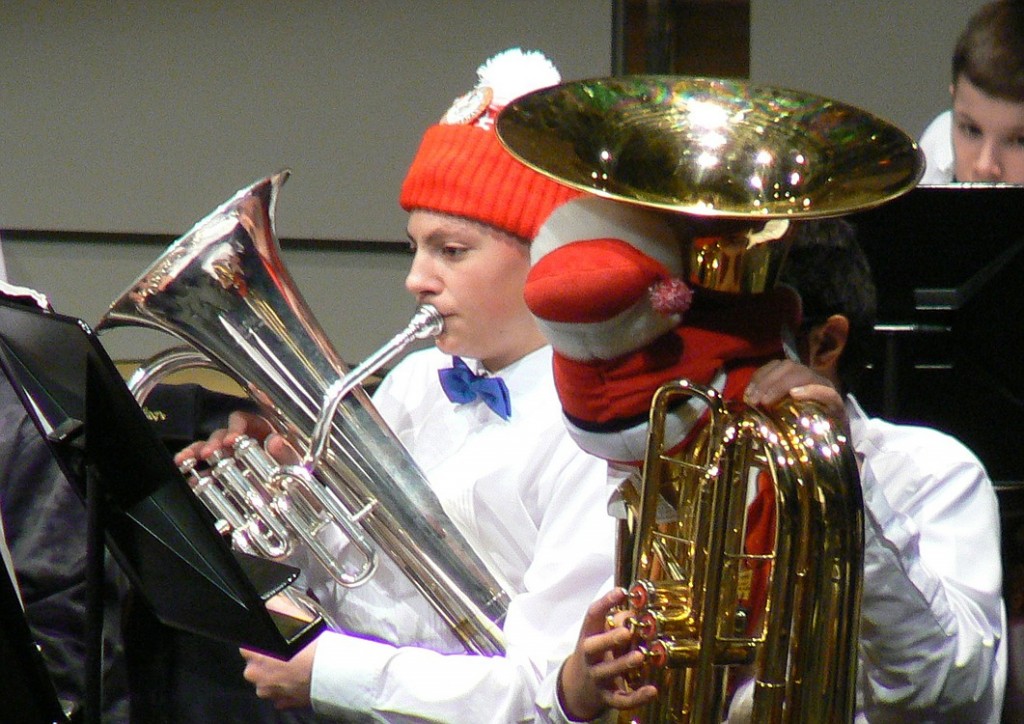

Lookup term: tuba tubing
[99,171,509,655]
[616,379,863,723]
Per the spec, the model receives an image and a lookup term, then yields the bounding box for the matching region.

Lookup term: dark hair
[779,218,877,395]
[952,0,1024,101]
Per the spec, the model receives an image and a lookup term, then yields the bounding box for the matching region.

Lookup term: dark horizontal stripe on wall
[0,228,409,254]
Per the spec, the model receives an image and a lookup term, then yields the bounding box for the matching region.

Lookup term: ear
[805,314,849,377]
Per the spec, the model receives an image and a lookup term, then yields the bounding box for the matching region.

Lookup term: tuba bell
[497,76,925,720]
[98,170,508,655]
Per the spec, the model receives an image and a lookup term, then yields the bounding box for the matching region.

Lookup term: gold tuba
[496,76,925,721]
[98,171,508,655]
[615,380,863,722]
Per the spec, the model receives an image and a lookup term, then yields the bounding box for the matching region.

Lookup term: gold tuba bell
[497,76,925,721]
[98,171,508,655]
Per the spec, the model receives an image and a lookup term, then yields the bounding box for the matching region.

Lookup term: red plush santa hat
[527,195,693,362]
[400,48,580,241]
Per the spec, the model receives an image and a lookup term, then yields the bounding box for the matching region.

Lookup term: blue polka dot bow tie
[438,356,511,420]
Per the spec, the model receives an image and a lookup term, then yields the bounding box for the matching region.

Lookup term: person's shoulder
[860,414,986,474]
[919,109,954,184]
[920,109,951,140]
[857,416,999,525]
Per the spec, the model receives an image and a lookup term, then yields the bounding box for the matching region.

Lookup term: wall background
[0,0,990,362]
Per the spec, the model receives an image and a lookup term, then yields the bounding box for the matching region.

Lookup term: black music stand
[0,298,325,724]
[849,183,1024,486]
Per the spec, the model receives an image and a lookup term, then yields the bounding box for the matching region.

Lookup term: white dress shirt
[306,345,617,722]
[919,110,955,184]
[849,395,1005,721]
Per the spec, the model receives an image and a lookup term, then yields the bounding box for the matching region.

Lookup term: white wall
[2,1,992,365]
[0,0,613,240]
[750,0,988,140]
[1,1,613,362]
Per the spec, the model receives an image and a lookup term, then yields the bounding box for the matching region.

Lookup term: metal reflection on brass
[496,76,924,219]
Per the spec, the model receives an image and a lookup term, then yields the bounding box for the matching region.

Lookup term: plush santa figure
[524,194,801,466]
[523,194,800,639]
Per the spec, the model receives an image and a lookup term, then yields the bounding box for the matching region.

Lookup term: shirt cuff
[534,660,617,724]
[310,630,396,718]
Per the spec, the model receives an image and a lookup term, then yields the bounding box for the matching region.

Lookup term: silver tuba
[98,170,508,655]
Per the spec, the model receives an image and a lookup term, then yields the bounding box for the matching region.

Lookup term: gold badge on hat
[441,86,493,125]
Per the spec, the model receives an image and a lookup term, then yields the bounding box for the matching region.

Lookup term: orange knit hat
[400,48,580,241]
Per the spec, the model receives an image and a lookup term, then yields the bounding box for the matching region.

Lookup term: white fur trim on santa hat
[532,196,683,272]
[531,195,684,361]
[563,369,726,464]
[536,294,677,361]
